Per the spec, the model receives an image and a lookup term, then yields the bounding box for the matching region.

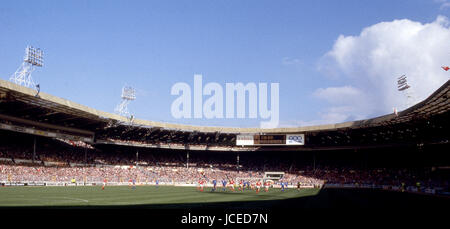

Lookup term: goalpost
[263,172,284,182]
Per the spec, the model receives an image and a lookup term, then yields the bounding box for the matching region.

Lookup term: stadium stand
[0,79,449,196]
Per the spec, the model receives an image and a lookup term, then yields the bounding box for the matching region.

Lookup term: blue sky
[1,0,449,127]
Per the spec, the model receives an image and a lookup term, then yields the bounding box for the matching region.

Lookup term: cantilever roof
[0,78,449,134]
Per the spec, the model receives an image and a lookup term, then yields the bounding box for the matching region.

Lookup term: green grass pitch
[0,185,320,208]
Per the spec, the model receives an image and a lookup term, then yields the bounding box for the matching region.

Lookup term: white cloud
[314,15,450,124]
[282,57,302,66]
[435,0,450,9]
[442,3,450,9]
[313,86,362,104]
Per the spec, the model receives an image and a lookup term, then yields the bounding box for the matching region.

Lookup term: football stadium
[0,77,449,209]
[1,3,450,227]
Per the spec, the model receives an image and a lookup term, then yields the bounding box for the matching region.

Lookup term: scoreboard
[254,134,285,145]
[236,134,305,146]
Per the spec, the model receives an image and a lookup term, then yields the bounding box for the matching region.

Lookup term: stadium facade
[0,78,448,152]
[0,78,449,197]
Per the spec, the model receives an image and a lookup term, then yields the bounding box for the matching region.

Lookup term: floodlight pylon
[115,86,136,118]
[397,75,415,109]
[10,46,43,89]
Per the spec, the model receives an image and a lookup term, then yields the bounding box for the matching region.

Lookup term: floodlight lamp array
[397,75,410,91]
[24,46,43,67]
[122,86,136,100]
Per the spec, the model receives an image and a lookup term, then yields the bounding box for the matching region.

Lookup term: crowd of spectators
[0,134,448,192]
[1,162,447,192]
[0,157,448,191]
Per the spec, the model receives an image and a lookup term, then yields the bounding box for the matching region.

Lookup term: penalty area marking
[26,196,90,204]
[61,197,89,203]
[0,197,89,206]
